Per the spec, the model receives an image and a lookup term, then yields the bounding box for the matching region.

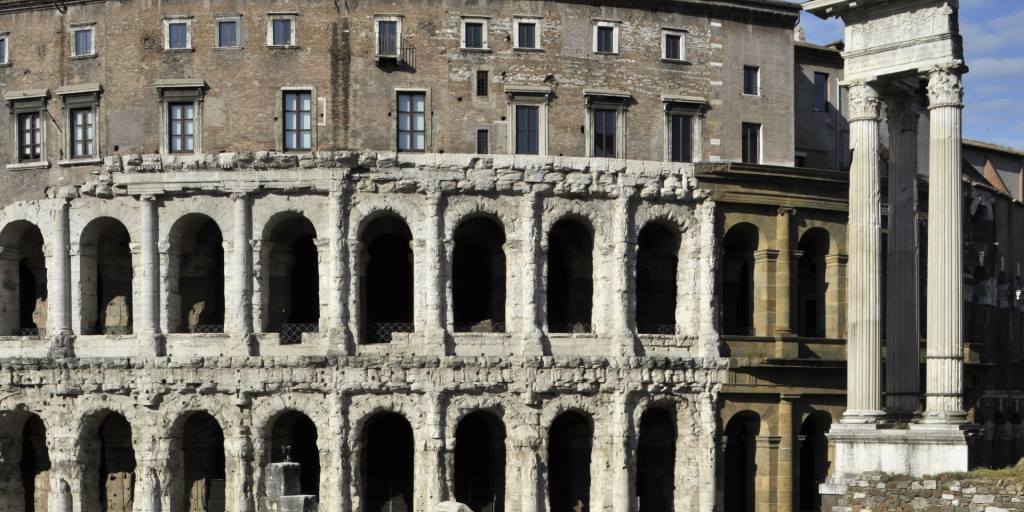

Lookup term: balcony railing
[15,327,44,338]
[369,322,414,343]
[191,324,225,334]
[280,323,318,344]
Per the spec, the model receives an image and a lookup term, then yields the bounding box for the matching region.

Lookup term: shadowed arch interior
[453,217,506,333]
[169,214,224,333]
[264,213,319,341]
[20,414,50,512]
[80,217,132,335]
[548,410,593,512]
[181,412,226,512]
[722,223,759,336]
[363,412,415,512]
[454,410,506,512]
[798,411,832,512]
[270,411,320,496]
[361,215,414,343]
[797,228,830,338]
[89,412,136,512]
[636,222,680,334]
[637,407,676,511]
[0,221,47,337]
[724,411,760,512]
[547,219,593,333]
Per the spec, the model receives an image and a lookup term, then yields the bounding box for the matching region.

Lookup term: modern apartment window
[168,102,195,153]
[0,36,8,65]
[595,24,617,54]
[813,72,829,112]
[17,112,41,162]
[283,91,312,151]
[741,122,761,164]
[462,18,487,50]
[167,21,191,50]
[476,70,489,97]
[743,66,760,96]
[397,92,426,152]
[476,129,489,154]
[70,107,94,158]
[669,114,693,163]
[515,105,540,155]
[663,30,685,61]
[515,20,538,49]
[72,27,94,57]
[377,19,399,56]
[217,20,239,48]
[593,109,617,158]
[270,17,295,46]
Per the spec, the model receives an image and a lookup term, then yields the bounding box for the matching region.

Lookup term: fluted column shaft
[776,207,795,336]
[843,81,885,422]
[885,94,922,417]
[924,67,968,424]
[231,193,254,339]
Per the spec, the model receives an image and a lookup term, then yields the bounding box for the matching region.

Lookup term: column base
[919,409,969,425]
[840,409,886,424]
[48,332,76,359]
[826,422,976,478]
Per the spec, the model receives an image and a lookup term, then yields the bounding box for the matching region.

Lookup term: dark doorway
[797,229,829,338]
[265,214,320,342]
[183,412,226,512]
[362,216,414,343]
[637,407,676,511]
[636,223,680,334]
[547,219,593,333]
[453,217,506,333]
[548,411,593,512]
[270,411,320,496]
[798,411,832,512]
[454,411,506,512]
[20,414,50,512]
[723,411,760,512]
[722,224,758,336]
[172,215,224,333]
[97,413,136,512]
[364,412,415,512]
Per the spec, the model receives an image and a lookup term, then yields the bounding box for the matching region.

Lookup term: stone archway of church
[636,222,680,334]
[452,217,507,333]
[454,410,506,512]
[723,411,760,512]
[363,412,415,512]
[547,219,594,334]
[548,410,593,512]
[637,407,676,511]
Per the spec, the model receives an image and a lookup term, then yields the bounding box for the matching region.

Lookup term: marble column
[923,66,968,424]
[231,193,254,341]
[610,188,637,356]
[51,199,72,335]
[884,94,922,417]
[775,208,795,337]
[843,81,885,423]
[328,182,353,354]
[418,193,447,354]
[520,191,545,355]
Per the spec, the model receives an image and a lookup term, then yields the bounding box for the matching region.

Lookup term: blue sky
[799,1,1024,149]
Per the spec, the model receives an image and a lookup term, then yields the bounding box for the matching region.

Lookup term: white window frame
[70,24,96,58]
[266,13,298,48]
[585,92,629,159]
[662,97,706,163]
[155,79,206,155]
[661,28,686,62]
[215,15,243,49]
[163,17,193,51]
[460,17,489,51]
[4,89,51,171]
[506,88,550,156]
[57,83,103,166]
[513,17,542,50]
[374,15,403,58]
[593,20,620,55]
[0,33,11,66]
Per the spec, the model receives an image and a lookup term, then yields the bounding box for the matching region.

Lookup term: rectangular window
[283,91,312,151]
[476,70,488,97]
[664,34,681,60]
[670,114,693,163]
[813,72,829,112]
[272,18,293,46]
[17,112,40,162]
[73,28,94,57]
[71,107,94,158]
[397,92,426,152]
[476,129,489,154]
[515,105,539,155]
[217,20,238,48]
[464,22,484,49]
[168,22,189,49]
[596,25,615,53]
[741,122,761,164]
[0,36,8,65]
[378,20,398,56]
[168,102,195,154]
[517,22,537,49]
[743,66,760,96]
[593,109,617,157]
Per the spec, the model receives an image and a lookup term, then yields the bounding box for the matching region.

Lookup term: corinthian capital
[885,95,920,133]
[926,67,964,108]
[847,82,881,120]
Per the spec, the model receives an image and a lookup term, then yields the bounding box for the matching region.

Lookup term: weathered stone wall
[827,472,1024,512]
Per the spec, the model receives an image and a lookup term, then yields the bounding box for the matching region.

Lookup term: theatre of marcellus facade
[0,0,1018,511]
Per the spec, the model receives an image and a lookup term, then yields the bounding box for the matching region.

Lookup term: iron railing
[369,322,414,343]
[638,324,677,335]
[16,327,44,338]
[280,323,319,344]
[191,324,225,334]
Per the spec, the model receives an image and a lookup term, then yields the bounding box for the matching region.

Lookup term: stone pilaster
[513,406,543,512]
[519,191,545,355]
[777,394,798,512]
[884,93,922,418]
[610,189,638,356]
[48,198,74,358]
[923,66,968,424]
[611,394,632,512]
[231,193,254,343]
[775,208,795,338]
[328,182,354,354]
[138,195,164,355]
[843,81,885,423]
[418,193,447,354]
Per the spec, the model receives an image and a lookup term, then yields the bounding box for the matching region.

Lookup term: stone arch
[361,410,416,512]
[347,395,429,512]
[77,409,138,512]
[636,219,681,334]
[260,211,320,340]
[636,403,677,512]
[453,409,506,512]
[357,213,414,343]
[169,411,226,512]
[0,220,47,337]
[442,197,517,242]
[546,409,594,512]
[0,409,51,512]
[452,215,507,333]
[78,217,133,335]
[722,222,760,337]
[251,395,331,502]
[167,213,225,334]
[796,227,831,338]
[545,215,595,334]
[798,410,832,512]
[723,410,761,512]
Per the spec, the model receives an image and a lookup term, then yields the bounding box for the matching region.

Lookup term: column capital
[230,192,250,201]
[138,194,160,202]
[777,206,796,217]
[884,94,921,133]
[847,81,882,121]
[926,66,965,109]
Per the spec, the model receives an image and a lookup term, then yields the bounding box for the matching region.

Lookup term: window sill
[164,48,194,53]
[7,161,50,171]
[71,53,98,60]
[513,47,544,52]
[660,58,691,65]
[267,44,300,49]
[593,51,619,56]
[58,157,102,167]
[460,47,492,53]
[0,62,11,68]
[214,46,244,51]
[742,93,761,97]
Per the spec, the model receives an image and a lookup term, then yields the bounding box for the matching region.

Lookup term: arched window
[361,216,414,343]
[363,412,414,512]
[0,221,46,337]
[19,414,50,512]
[264,214,319,343]
[454,411,506,512]
[80,218,132,335]
[637,407,676,511]
[636,222,680,334]
[722,224,759,336]
[723,411,760,512]
[84,412,136,512]
[169,214,224,333]
[547,219,593,333]
[797,229,830,338]
[798,411,832,512]
[548,411,593,512]
[181,412,226,512]
[270,411,319,497]
[453,217,506,333]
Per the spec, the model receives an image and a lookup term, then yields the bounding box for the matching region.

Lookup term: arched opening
[722,224,758,336]
[264,214,319,343]
[181,412,226,512]
[453,217,506,333]
[548,410,593,512]
[86,412,137,512]
[454,411,506,512]
[169,215,224,333]
[361,215,414,343]
[636,222,680,334]
[798,411,832,512]
[80,218,133,335]
[723,411,760,512]
[363,412,414,512]
[19,414,50,512]
[269,411,320,497]
[0,221,47,337]
[637,407,676,511]
[547,219,593,334]
[797,228,830,338]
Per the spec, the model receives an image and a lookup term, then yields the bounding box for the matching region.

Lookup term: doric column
[512,406,543,512]
[328,181,354,354]
[843,81,885,423]
[775,208,795,337]
[923,66,968,424]
[418,193,447,354]
[231,193,254,341]
[51,199,72,335]
[884,94,922,417]
[520,191,545,355]
[777,394,799,512]
[611,393,632,512]
[752,249,778,337]
[610,188,637,356]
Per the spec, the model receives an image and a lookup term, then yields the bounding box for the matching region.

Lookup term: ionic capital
[777,206,796,217]
[847,82,882,121]
[926,66,965,109]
